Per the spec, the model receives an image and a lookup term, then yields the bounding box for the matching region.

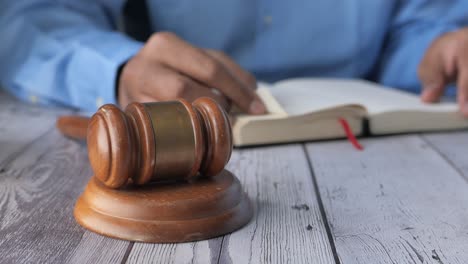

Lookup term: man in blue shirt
[1,1,468,116]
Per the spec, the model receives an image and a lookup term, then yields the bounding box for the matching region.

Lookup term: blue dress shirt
[0,0,467,112]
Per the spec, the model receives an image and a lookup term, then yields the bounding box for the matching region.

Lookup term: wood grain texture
[422,131,468,177]
[218,145,336,264]
[0,93,130,264]
[6,87,468,264]
[127,238,222,264]
[306,135,468,264]
[0,94,63,164]
[126,145,336,264]
[66,232,131,264]
[0,129,89,264]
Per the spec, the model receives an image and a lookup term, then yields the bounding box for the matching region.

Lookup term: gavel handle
[56,106,236,141]
[56,115,90,140]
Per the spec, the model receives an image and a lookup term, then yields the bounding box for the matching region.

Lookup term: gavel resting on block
[57,98,252,243]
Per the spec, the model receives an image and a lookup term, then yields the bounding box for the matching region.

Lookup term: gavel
[65,98,251,243]
[58,97,232,188]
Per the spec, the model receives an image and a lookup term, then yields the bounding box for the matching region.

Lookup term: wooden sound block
[74,170,252,243]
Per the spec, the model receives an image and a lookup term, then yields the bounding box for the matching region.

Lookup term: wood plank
[0,133,131,264]
[127,238,222,264]
[0,92,67,164]
[66,232,131,264]
[0,129,90,263]
[422,131,468,177]
[216,145,336,264]
[306,135,468,264]
[0,94,130,264]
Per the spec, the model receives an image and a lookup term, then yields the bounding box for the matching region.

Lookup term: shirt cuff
[68,32,144,112]
[95,33,144,109]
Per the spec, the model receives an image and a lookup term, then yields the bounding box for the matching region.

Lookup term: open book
[232,78,468,146]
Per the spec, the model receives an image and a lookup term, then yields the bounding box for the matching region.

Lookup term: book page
[256,82,288,115]
[270,78,458,115]
[232,79,366,146]
[231,82,287,116]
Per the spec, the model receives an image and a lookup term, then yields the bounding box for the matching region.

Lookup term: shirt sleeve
[0,0,144,112]
[375,0,468,94]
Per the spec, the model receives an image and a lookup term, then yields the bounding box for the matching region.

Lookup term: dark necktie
[123,0,151,42]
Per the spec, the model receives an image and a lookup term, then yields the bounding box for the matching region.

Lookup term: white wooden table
[2,91,468,264]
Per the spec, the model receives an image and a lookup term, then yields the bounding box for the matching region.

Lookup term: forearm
[376,23,458,92]
[375,0,467,92]
[0,1,143,112]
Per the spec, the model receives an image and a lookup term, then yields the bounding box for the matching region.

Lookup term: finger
[121,88,160,105]
[418,51,447,103]
[456,55,468,117]
[205,49,257,90]
[136,94,160,104]
[138,64,230,109]
[421,82,445,103]
[175,76,230,110]
[147,33,266,114]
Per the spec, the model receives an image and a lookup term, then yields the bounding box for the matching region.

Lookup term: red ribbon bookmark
[338,118,364,151]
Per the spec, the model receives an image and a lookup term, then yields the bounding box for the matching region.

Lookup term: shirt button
[29,95,38,104]
[263,15,273,25]
[96,97,104,108]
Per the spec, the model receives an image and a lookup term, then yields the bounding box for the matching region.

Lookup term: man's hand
[419,28,468,116]
[118,32,266,114]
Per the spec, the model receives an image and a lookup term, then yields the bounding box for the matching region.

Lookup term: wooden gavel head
[87,97,232,189]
